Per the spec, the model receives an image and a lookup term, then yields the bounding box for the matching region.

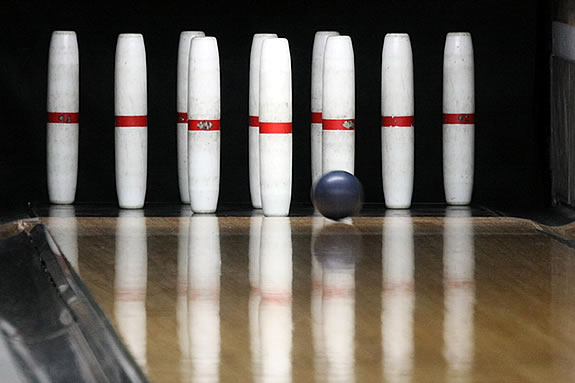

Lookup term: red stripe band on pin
[322,119,355,131]
[249,116,259,127]
[382,116,414,127]
[443,113,475,124]
[311,112,322,124]
[47,112,79,124]
[259,122,292,134]
[177,112,187,123]
[115,115,147,127]
[188,119,221,131]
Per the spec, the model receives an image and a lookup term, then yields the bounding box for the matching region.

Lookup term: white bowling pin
[187,215,221,381]
[382,210,415,382]
[443,32,475,205]
[381,34,415,209]
[259,217,293,383]
[114,210,148,372]
[443,207,475,379]
[188,37,221,214]
[322,35,355,175]
[249,33,278,209]
[177,31,205,204]
[311,31,339,188]
[47,31,79,205]
[259,38,293,217]
[115,34,147,209]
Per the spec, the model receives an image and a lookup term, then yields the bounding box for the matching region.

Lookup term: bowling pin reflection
[258,217,293,383]
[443,207,475,382]
[312,220,360,383]
[114,210,148,372]
[311,215,326,382]
[249,211,264,381]
[177,213,191,380]
[180,215,222,383]
[46,205,79,273]
[551,232,575,379]
[382,210,414,383]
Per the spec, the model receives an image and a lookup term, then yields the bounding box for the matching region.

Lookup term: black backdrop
[0,0,550,210]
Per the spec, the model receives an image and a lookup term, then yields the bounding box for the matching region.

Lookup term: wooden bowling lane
[40,210,575,382]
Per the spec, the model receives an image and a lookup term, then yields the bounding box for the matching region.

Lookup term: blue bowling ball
[313,171,364,220]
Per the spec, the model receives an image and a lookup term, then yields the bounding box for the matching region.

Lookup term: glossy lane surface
[41,208,575,382]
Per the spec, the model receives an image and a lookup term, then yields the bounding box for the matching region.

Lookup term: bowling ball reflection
[313,223,362,269]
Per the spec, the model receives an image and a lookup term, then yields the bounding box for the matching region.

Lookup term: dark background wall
[0,0,550,210]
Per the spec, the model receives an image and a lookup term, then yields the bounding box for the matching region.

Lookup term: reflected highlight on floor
[42,208,575,382]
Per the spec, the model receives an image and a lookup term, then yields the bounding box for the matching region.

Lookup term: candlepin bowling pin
[115,34,148,209]
[177,31,205,204]
[311,31,339,189]
[443,32,475,205]
[188,36,221,213]
[381,33,415,209]
[259,38,293,217]
[322,35,355,175]
[47,31,79,204]
[249,33,278,209]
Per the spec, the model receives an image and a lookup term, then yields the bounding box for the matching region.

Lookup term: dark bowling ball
[312,171,363,220]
